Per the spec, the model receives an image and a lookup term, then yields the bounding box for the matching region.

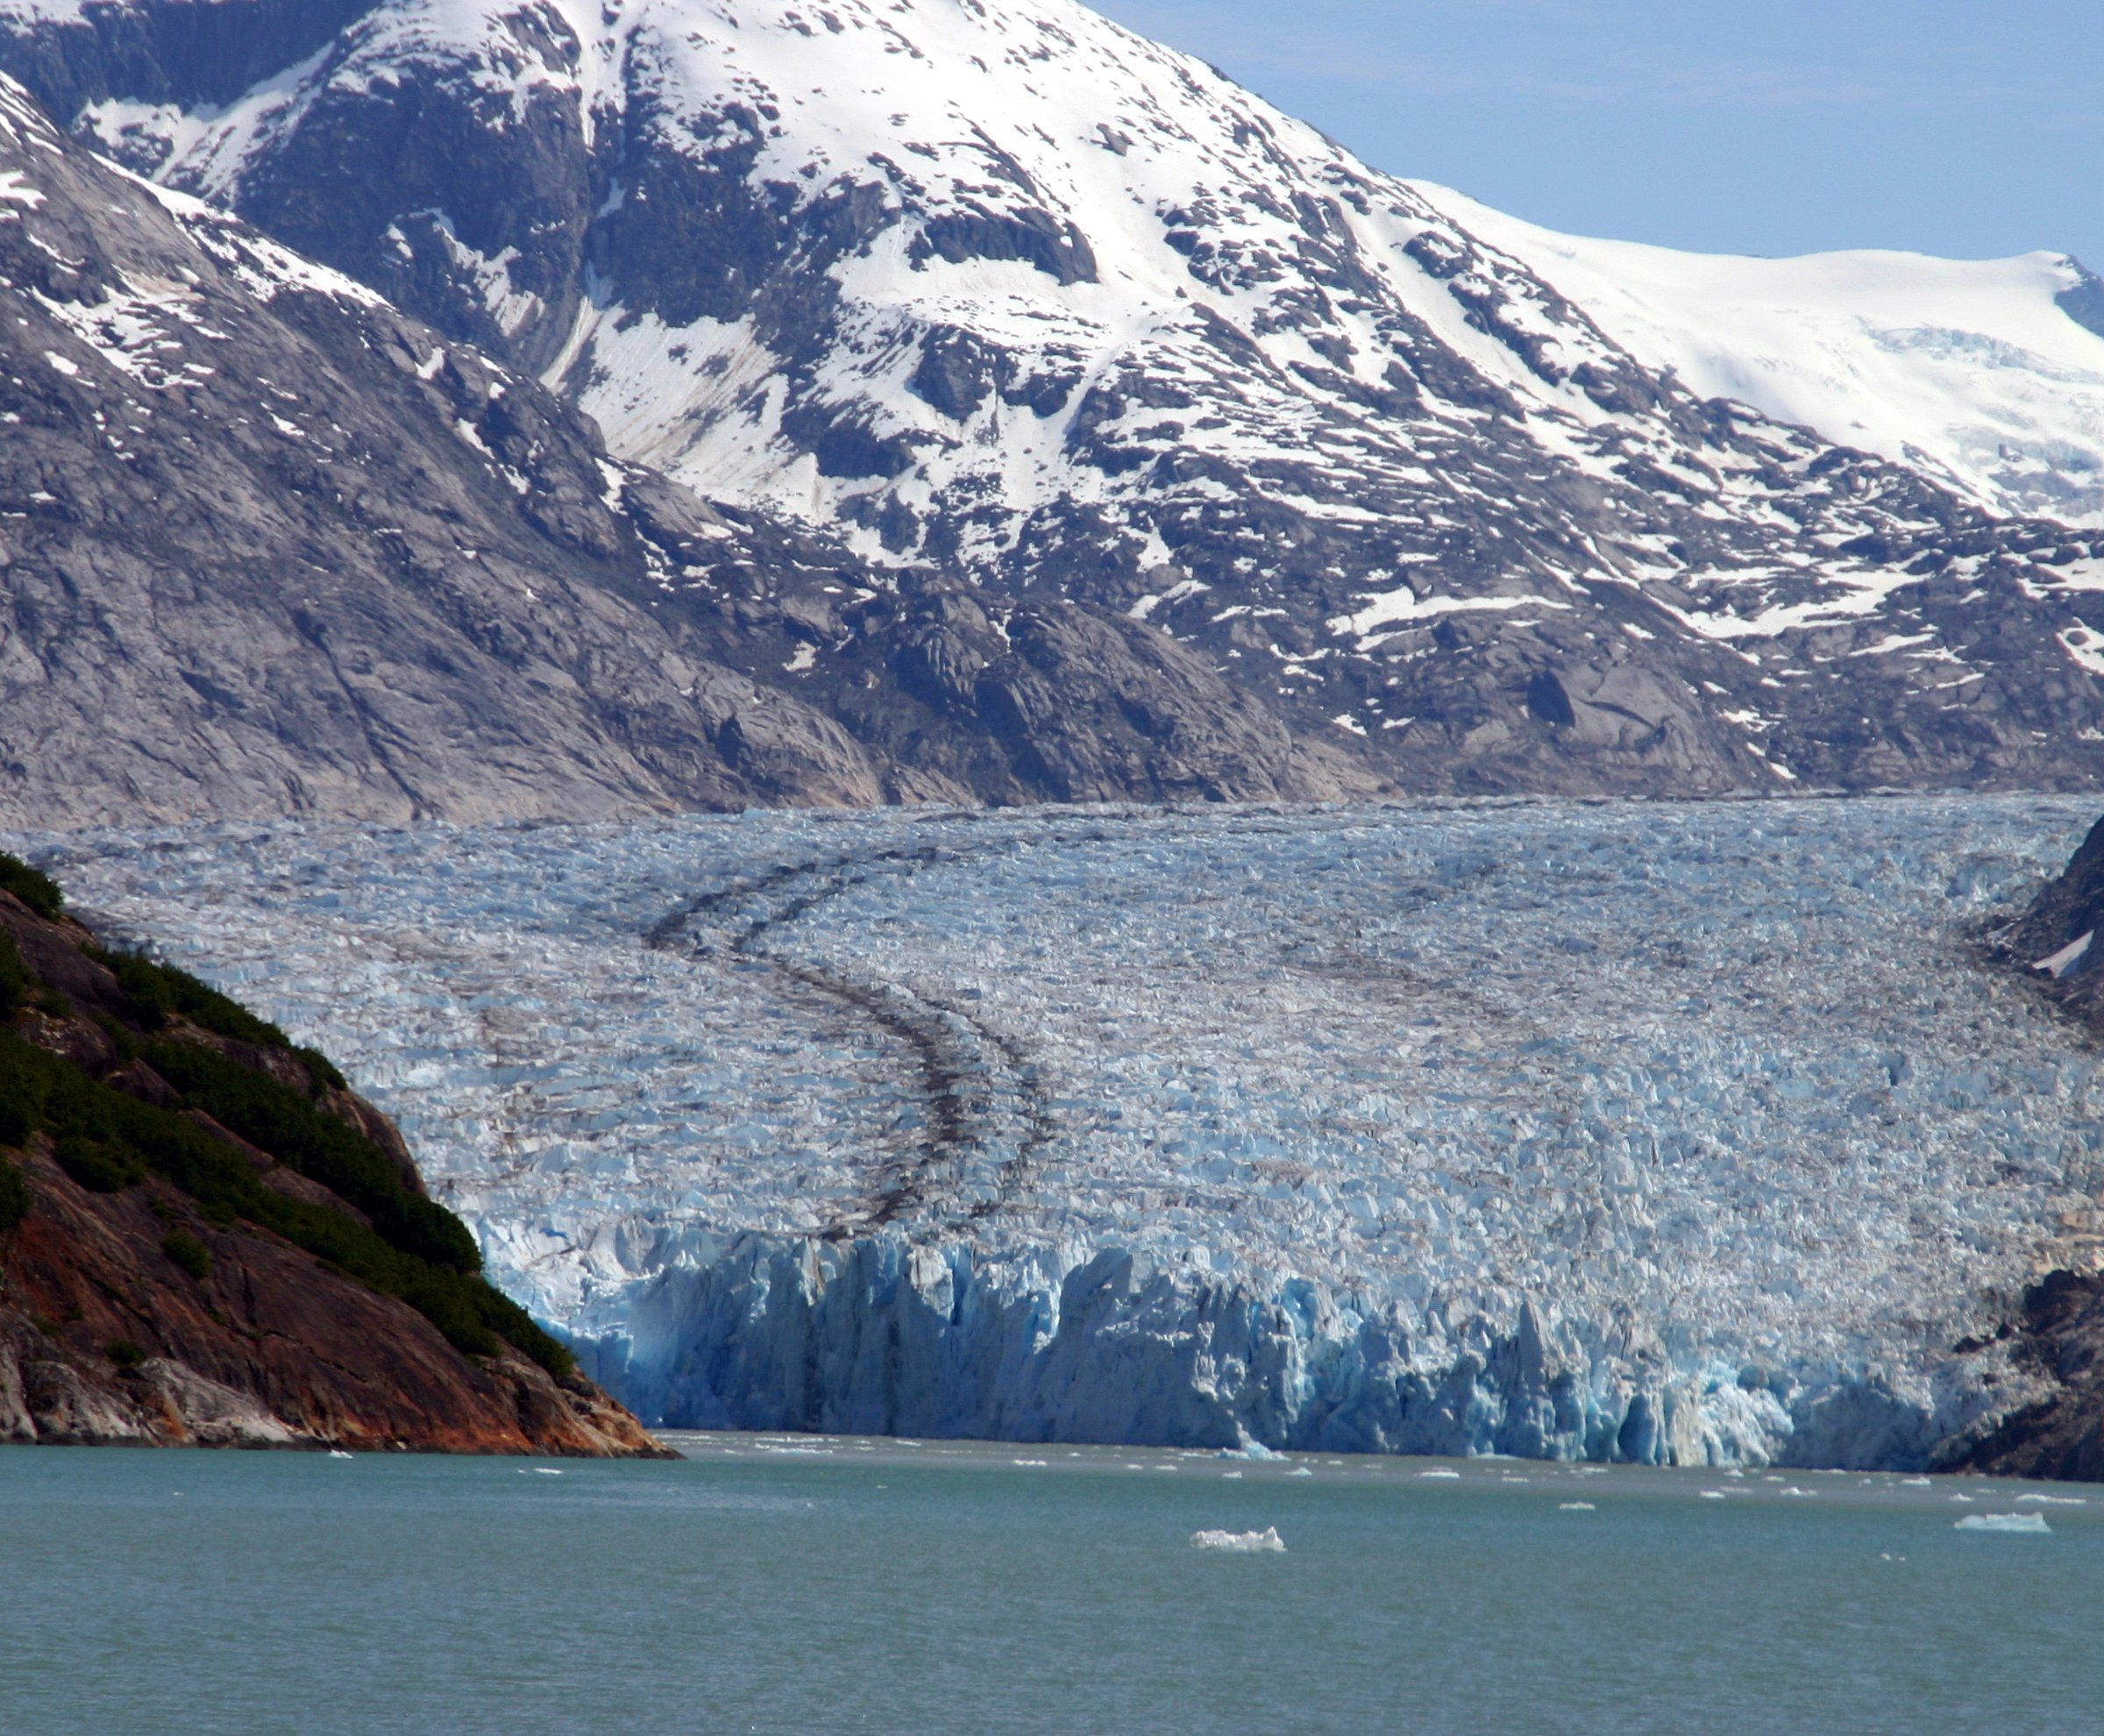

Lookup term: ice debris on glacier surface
[11,794,2104,1469]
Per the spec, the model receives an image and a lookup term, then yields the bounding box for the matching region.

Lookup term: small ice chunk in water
[1559,1502,1596,1512]
[2015,1493,2085,1505]
[1700,1491,1726,1500]
[1288,1467,1313,1478]
[1191,1526,1286,1553]
[1954,1512,2051,1533]
[1417,1469,1461,1480]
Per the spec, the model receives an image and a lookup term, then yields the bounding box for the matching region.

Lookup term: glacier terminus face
[15,794,2103,1469]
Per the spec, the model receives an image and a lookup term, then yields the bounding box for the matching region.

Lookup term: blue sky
[1092,0,2103,267]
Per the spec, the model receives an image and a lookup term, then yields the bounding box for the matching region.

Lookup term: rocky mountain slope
[4,0,2101,802]
[0,68,1366,825]
[0,849,669,1452]
[1916,813,2104,1481]
[1997,807,2104,1025]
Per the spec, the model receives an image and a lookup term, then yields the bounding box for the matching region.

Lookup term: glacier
[12,794,2104,1468]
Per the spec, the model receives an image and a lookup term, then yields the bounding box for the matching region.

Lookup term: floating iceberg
[1954,1512,2051,1533]
[1192,1527,1286,1553]
[12,795,2100,1469]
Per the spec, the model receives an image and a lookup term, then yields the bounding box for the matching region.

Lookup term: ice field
[14,795,2104,1467]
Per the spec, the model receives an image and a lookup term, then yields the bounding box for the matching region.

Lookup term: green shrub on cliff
[161,1228,212,1281]
[145,1041,481,1275]
[53,1133,144,1193]
[0,855,576,1382]
[87,946,289,1048]
[0,1027,571,1377]
[0,852,62,921]
[296,1045,347,1092]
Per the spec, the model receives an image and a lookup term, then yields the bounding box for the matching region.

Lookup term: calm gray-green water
[4,1434,2095,1734]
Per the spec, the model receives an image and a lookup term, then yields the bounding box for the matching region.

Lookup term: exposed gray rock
[0,76,886,823]
[0,72,1347,823]
[4,0,2093,804]
[1995,809,2104,1029]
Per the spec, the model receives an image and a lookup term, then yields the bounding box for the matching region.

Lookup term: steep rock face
[0,70,1350,824]
[0,871,669,1454]
[0,73,892,824]
[1997,810,2104,1027]
[4,0,2100,796]
[1942,1270,2104,1482]
[2,1138,663,1453]
[1924,812,2104,1480]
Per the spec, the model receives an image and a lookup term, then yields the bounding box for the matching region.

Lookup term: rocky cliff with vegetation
[0,853,668,1455]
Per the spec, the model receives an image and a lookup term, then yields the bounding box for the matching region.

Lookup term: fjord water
[4,1441,2093,1734]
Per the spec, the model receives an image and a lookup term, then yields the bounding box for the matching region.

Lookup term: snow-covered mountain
[0,66,1365,824]
[4,0,2104,796]
[1420,186,2104,529]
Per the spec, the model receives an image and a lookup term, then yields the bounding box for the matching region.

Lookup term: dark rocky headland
[0,854,668,1455]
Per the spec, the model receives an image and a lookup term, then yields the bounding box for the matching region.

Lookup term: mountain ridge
[1,0,2102,815]
[1411,183,2104,528]
[0,63,1370,824]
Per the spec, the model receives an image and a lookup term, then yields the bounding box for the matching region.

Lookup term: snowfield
[15,795,2104,1466]
[1420,184,2104,528]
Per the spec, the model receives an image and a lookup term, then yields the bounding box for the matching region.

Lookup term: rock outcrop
[1934,815,2104,1480]
[1996,811,2104,1028]
[1942,1270,2104,1482]
[0,857,669,1455]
